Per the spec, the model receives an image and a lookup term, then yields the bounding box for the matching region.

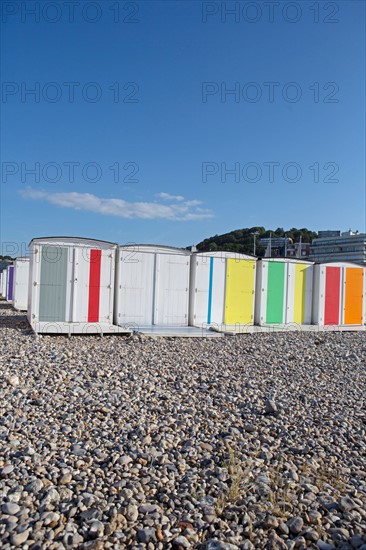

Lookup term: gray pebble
[2,502,20,515]
[287,516,304,535]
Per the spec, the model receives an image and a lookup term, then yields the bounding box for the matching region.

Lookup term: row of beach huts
[1,236,365,335]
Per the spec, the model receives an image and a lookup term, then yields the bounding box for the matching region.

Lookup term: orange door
[344,268,364,324]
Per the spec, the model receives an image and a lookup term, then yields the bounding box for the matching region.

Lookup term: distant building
[286,242,311,258]
[260,237,292,249]
[259,237,291,257]
[317,230,341,239]
[309,230,366,265]
[259,237,310,259]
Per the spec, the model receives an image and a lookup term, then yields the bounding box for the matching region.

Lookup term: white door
[154,254,190,325]
[192,256,211,327]
[13,260,30,310]
[118,250,155,326]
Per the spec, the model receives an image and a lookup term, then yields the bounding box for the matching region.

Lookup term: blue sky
[1,0,365,254]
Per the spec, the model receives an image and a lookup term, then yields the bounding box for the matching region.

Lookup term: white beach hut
[312,262,366,326]
[254,258,314,326]
[0,271,4,297]
[115,244,191,329]
[189,251,257,329]
[12,257,30,311]
[28,237,122,334]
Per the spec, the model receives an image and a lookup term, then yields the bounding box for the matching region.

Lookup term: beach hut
[28,237,120,334]
[115,245,191,328]
[6,265,14,302]
[2,267,9,299]
[1,269,7,297]
[312,262,366,326]
[1,267,9,297]
[189,251,257,328]
[255,259,314,325]
[12,257,30,311]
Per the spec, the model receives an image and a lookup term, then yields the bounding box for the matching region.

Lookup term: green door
[266,262,285,323]
[39,246,68,322]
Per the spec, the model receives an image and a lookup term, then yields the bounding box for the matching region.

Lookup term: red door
[324,267,340,325]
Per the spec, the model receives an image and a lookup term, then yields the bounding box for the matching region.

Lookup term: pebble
[7,375,20,386]
[59,472,72,485]
[339,495,357,512]
[288,516,304,535]
[204,540,239,549]
[350,534,364,549]
[10,529,30,546]
[137,527,156,543]
[1,306,366,549]
[304,528,319,542]
[244,423,256,433]
[42,511,60,526]
[2,503,20,515]
[126,504,139,522]
[1,464,14,476]
[89,520,104,537]
[173,535,191,548]
[265,398,278,414]
[316,541,336,550]
[63,531,83,547]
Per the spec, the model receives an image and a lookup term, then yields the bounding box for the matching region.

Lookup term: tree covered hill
[195,227,318,256]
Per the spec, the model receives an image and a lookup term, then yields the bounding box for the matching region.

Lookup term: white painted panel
[257,260,268,326]
[70,248,78,323]
[318,266,327,325]
[73,247,90,323]
[1,269,8,296]
[304,266,313,324]
[28,247,41,325]
[282,263,289,323]
[155,253,190,325]
[210,257,226,325]
[259,261,268,325]
[254,261,265,325]
[285,263,295,323]
[340,266,346,325]
[117,251,155,326]
[191,256,210,327]
[13,259,30,311]
[99,250,114,323]
[312,265,321,324]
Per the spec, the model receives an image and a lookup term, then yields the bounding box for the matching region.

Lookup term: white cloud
[20,188,213,221]
[156,192,185,202]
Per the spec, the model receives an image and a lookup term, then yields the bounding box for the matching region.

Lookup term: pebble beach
[1,303,366,550]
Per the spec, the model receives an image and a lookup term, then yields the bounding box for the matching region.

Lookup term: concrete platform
[31,322,132,336]
[211,323,366,335]
[134,325,224,337]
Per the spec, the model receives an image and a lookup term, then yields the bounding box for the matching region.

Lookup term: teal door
[39,246,68,322]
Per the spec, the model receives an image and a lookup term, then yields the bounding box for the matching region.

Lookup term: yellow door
[224,259,255,324]
[293,263,307,324]
[344,268,364,324]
